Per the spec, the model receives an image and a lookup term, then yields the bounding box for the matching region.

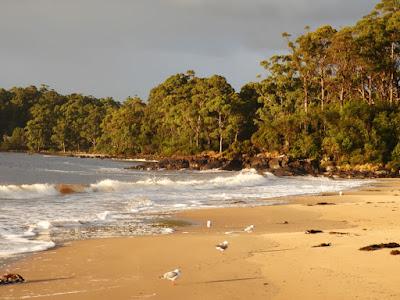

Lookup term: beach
[1,179,400,299]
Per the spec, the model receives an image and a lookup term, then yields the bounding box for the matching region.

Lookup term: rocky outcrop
[126,154,399,178]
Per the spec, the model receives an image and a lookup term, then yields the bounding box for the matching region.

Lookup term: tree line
[1,0,399,169]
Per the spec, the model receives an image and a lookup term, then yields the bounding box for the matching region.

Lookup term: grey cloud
[0,0,378,100]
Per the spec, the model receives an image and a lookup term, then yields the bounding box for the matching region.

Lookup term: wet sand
[1,179,400,299]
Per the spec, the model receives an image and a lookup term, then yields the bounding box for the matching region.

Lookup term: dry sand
[1,179,400,299]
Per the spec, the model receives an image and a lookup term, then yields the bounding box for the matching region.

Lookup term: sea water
[0,152,368,259]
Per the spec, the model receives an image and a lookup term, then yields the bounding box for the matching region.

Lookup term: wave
[0,227,55,256]
[89,169,269,192]
[0,183,59,200]
[0,170,266,199]
[0,169,363,201]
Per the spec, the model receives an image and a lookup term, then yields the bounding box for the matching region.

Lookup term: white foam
[88,179,131,192]
[0,183,58,199]
[126,198,154,212]
[161,228,174,234]
[37,220,52,229]
[172,203,188,208]
[88,169,268,193]
[96,211,110,221]
[0,233,55,257]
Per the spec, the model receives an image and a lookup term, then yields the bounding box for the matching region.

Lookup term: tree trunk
[339,86,344,110]
[360,79,366,102]
[218,113,223,154]
[389,42,395,105]
[303,79,308,113]
[368,76,373,105]
[321,76,325,111]
[196,115,201,148]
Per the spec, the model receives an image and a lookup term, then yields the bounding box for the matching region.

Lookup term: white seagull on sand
[244,225,255,233]
[207,220,212,228]
[216,241,229,252]
[160,268,181,285]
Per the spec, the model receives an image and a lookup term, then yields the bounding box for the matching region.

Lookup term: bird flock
[160,222,255,285]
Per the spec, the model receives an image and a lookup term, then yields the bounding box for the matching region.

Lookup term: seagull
[244,225,255,233]
[160,268,181,285]
[216,241,229,252]
[207,220,212,228]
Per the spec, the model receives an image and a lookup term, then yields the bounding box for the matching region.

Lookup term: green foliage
[1,127,27,150]
[98,97,145,155]
[0,0,399,170]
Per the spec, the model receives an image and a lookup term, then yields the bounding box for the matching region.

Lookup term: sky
[0,0,379,101]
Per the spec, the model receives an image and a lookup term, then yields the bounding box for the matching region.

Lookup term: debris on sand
[312,243,331,248]
[359,243,400,251]
[390,250,400,255]
[307,202,336,206]
[305,229,323,234]
[329,231,350,235]
[0,274,25,285]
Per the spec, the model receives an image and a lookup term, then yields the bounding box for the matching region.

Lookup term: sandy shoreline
[2,179,400,299]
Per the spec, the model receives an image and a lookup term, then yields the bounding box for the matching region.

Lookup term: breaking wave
[89,169,269,192]
[0,169,270,199]
[0,183,59,200]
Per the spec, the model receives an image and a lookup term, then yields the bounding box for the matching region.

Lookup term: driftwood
[390,250,400,255]
[0,274,25,285]
[359,243,400,251]
[312,243,331,248]
[305,229,323,234]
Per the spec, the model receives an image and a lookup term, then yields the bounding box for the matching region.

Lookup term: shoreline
[0,178,370,268]
[2,179,400,299]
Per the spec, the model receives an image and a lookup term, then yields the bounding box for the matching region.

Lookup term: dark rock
[158,159,189,170]
[248,156,269,170]
[221,158,243,171]
[270,168,294,176]
[268,158,281,170]
[390,250,400,255]
[189,157,209,170]
[202,159,224,170]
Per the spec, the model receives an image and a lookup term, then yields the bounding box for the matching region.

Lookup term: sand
[1,179,400,299]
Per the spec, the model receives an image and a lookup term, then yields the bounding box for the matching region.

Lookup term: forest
[0,0,399,171]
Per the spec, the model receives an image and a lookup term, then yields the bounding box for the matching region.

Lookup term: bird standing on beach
[244,225,255,233]
[160,268,181,285]
[216,241,229,252]
[207,220,212,228]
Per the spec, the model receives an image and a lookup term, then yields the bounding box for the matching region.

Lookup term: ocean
[0,152,367,259]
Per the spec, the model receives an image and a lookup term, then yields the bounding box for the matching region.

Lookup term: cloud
[0,0,378,99]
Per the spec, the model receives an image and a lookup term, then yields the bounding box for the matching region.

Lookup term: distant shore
[2,179,400,299]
